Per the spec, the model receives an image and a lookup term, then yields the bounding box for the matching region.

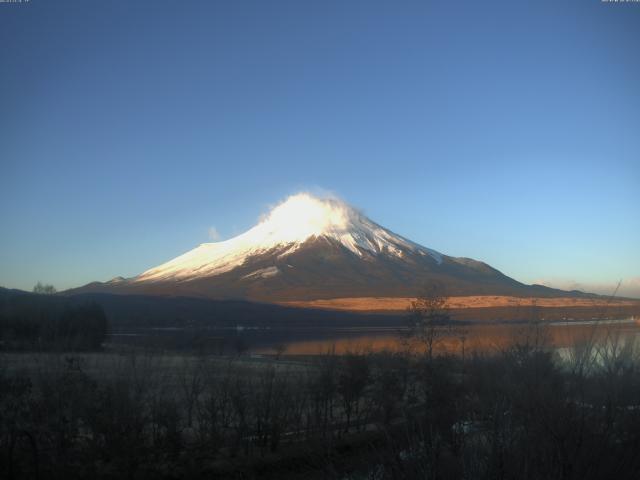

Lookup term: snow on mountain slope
[135,193,443,283]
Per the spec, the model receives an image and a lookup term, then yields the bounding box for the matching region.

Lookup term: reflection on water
[251,319,640,356]
[107,319,640,356]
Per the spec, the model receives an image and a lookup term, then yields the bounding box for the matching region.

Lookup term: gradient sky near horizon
[1,1,639,296]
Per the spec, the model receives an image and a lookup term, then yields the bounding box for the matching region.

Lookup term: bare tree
[179,357,205,428]
[337,353,370,432]
[457,327,470,370]
[33,282,56,295]
[273,343,287,360]
[407,282,452,360]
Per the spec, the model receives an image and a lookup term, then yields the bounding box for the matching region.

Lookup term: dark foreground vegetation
[0,289,108,351]
[2,321,640,480]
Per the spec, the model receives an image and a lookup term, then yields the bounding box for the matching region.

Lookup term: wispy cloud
[208,226,221,241]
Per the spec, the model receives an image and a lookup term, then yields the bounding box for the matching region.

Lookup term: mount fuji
[70,193,572,303]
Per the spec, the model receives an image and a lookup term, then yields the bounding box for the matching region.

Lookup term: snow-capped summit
[70,192,548,302]
[135,193,442,283]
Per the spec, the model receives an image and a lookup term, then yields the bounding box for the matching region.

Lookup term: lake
[106,317,640,356]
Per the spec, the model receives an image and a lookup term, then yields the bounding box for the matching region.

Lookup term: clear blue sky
[1,0,639,295]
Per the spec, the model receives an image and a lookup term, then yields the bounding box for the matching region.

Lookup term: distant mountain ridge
[68,193,589,302]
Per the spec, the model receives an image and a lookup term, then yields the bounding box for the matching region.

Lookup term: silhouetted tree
[337,354,370,432]
[408,282,452,360]
[33,282,56,295]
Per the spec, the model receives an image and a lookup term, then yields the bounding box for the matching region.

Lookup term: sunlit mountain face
[69,193,578,302]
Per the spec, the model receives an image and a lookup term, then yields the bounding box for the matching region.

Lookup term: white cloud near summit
[208,226,221,241]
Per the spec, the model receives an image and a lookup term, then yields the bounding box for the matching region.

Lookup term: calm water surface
[108,318,640,356]
[253,319,640,355]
